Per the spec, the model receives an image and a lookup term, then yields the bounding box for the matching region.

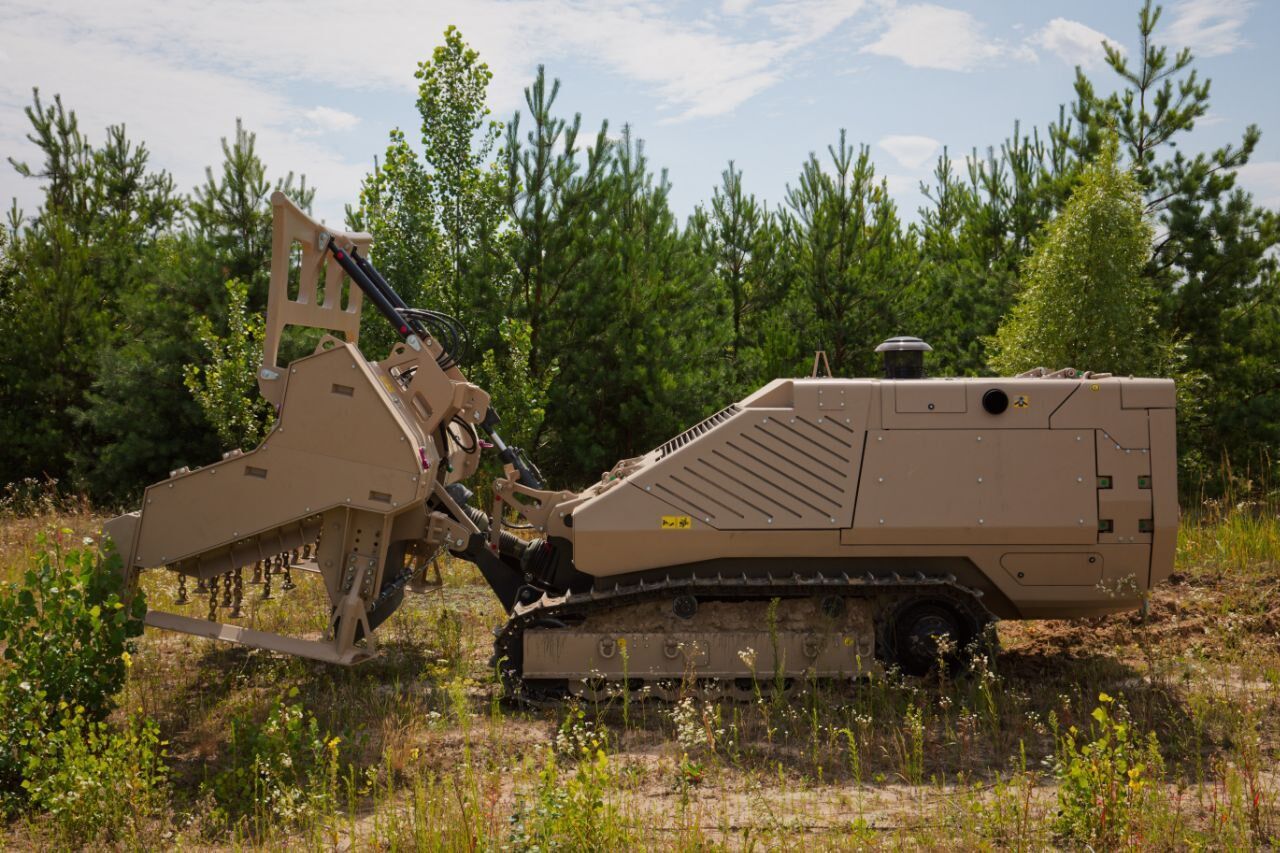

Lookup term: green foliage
[189,119,312,301]
[416,25,508,315]
[471,317,554,455]
[0,91,180,491]
[780,131,917,377]
[353,26,510,369]
[205,689,340,834]
[508,743,632,851]
[3,5,1280,501]
[350,127,444,358]
[0,534,145,811]
[1,94,309,502]
[536,128,730,483]
[690,161,786,391]
[912,134,1068,376]
[183,277,275,451]
[1066,0,1280,480]
[1052,693,1165,847]
[990,141,1157,375]
[504,66,612,383]
[22,707,167,844]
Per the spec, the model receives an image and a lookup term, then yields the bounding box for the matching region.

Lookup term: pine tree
[504,66,611,382]
[0,91,181,492]
[500,66,612,454]
[780,131,917,377]
[539,128,729,484]
[189,119,313,315]
[79,120,308,501]
[690,162,784,390]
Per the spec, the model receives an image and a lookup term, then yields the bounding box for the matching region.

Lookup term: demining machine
[105,193,1178,700]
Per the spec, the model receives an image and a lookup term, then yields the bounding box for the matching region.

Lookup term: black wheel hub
[893,602,967,676]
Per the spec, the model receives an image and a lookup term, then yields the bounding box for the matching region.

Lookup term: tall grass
[0,476,1277,848]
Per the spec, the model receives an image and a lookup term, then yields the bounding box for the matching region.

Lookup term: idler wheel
[672,594,698,620]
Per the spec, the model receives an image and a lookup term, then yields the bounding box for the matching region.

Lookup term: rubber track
[491,571,997,702]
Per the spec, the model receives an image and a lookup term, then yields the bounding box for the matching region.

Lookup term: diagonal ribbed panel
[632,408,862,530]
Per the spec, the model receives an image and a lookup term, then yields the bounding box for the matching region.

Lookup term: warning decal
[1012,394,1030,409]
[661,515,692,529]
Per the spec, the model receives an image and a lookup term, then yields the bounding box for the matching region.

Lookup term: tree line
[2,3,1277,504]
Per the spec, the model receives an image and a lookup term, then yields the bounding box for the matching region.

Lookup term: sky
[2,0,1278,228]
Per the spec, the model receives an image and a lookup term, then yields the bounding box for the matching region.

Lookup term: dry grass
[1,490,1278,850]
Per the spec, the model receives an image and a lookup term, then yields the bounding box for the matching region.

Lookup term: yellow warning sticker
[661,515,692,529]
[1012,394,1030,409]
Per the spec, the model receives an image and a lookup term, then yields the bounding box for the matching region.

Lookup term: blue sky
[2,0,1276,228]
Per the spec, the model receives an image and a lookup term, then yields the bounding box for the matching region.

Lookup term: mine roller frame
[107,192,1178,697]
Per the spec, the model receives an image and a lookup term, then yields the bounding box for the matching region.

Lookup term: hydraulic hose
[444,484,531,562]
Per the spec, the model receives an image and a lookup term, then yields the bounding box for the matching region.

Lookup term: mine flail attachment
[103,192,527,665]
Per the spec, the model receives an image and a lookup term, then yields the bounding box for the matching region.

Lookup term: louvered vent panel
[638,409,861,530]
[656,404,741,459]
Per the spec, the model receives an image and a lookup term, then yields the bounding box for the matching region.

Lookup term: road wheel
[891,601,969,676]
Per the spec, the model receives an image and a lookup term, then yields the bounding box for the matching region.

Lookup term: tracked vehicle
[105,194,1178,699]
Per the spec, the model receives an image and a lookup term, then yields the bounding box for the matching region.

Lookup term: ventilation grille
[642,411,859,529]
[656,405,741,459]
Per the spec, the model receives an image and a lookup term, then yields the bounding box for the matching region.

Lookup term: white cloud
[1165,0,1250,58]
[1031,18,1123,70]
[882,171,921,195]
[721,0,753,15]
[304,107,360,133]
[861,3,1033,71]
[761,0,871,44]
[0,0,877,223]
[1237,161,1280,208]
[879,134,940,171]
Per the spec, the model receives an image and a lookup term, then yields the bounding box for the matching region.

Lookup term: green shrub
[507,747,633,852]
[1052,692,1165,847]
[22,705,167,843]
[0,532,145,812]
[205,689,341,835]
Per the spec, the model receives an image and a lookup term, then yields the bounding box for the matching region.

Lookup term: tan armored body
[106,195,1177,696]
